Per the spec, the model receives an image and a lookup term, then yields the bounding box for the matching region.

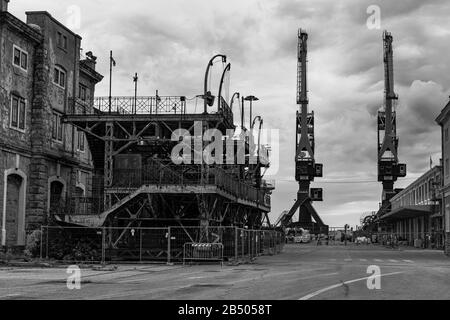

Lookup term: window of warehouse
[13,45,28,71]
[446,202,450,233]
[446,159,449,178]
[10,95,26,131]
[57,32,68,50]
[77,129,85,152]
[52,112,64,142]
[53,67,66,89]
[79,84,88,102]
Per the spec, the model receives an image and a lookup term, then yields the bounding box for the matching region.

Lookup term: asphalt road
[0,243,449,300]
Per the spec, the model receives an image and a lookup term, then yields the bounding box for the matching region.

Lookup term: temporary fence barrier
[40,225,285,264]
[183,243,224,266]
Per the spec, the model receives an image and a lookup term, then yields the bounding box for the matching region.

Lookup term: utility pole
[133,73,138,114]
[109,51,116,114]
[344,224,348,246]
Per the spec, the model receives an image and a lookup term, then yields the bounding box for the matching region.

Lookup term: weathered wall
[1,11,101,247]
[0,22,36,150]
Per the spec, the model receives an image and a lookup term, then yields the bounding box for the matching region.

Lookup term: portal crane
[377,31,407,211]
[277,29,327,234]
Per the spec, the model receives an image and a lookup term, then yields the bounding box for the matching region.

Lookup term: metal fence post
[167,227,171,265]
[101,227,106,265]
[234,227,238,261]
[248,230,251,260]
[277,232,280,253]
[270,232,274,255]
[255,231,258,257]
[275,232,278,254]
[46,226,49,259]
[139,228,143,263]
[252,231,255,258]
[241,229,244,260]
[39,226,43,260]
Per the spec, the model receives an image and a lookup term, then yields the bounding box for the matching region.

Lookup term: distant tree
[362,213,378,231]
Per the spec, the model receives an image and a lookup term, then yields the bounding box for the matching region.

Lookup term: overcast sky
[10,0,450,227]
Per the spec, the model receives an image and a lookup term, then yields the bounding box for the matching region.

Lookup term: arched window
[47,177,66,216]
[2,169,27,247]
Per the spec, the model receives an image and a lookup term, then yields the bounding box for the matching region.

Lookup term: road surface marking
[403,260,414,263]
[359,259,368,262]
[374,259,383,262]
[298,271,403,300]
[389,259,398,263]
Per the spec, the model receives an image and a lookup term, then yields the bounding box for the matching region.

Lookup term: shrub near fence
[41,226,285,264]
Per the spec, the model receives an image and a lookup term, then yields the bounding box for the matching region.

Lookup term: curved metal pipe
[252,116,264,160]
[204,54,227,114]
[218,63,231,112]
[229,92,240,112]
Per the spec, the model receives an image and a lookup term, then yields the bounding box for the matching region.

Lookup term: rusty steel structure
[58,55,276,260]
[276,29,327,234]
[377,31,407,217]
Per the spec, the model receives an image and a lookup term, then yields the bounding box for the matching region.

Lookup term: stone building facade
[0,1,103,248]
[436,98,450,256]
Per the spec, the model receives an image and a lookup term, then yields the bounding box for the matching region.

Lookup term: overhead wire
[276,176,420,184]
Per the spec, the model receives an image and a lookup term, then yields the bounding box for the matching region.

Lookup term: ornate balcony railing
[67,96,236,123]
[94,96,187,115]
[66,96,187,115]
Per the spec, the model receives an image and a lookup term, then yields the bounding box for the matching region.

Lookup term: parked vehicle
[355,236,371,245]
[301,233,311,243]
[294,236,302,243]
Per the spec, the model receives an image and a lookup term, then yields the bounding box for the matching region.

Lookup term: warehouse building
[0,0,103,249]
[378,165,444,249]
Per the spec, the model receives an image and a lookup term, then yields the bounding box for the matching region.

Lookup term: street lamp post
[244,96,259,129]
[241,96,245,130]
